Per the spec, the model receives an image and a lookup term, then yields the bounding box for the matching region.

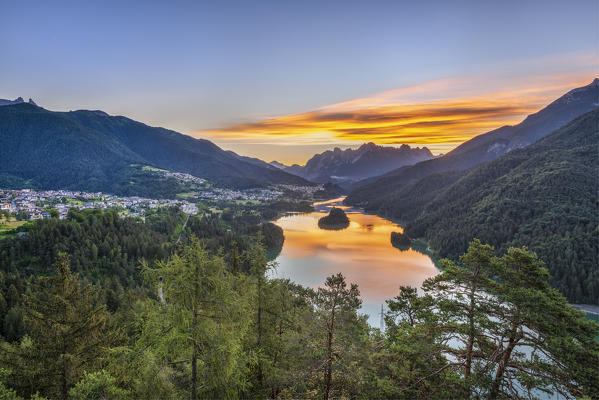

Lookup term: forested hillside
[0,210,596,399]
[403,109,599,303]
[0,103,308,194]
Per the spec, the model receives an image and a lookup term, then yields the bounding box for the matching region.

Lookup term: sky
[1,0,597,164]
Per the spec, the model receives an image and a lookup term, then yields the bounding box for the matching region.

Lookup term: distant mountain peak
[552,78,599,106]
[0,97,39,108]
[346,80,599,212]
[282,142,434,184]
[0,97,25,107]
[359,142,378,150]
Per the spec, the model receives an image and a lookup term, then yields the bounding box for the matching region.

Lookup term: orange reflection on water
[270,198,438,325]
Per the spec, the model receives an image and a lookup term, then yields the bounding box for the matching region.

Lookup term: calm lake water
[270,197,438,326]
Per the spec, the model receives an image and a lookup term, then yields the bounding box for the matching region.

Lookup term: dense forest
[0,207,597,400]
[349,108,599,304]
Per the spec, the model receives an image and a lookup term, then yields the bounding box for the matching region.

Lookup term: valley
[0,80,597,400]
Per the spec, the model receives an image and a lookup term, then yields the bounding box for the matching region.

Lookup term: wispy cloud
[196,57,597,161]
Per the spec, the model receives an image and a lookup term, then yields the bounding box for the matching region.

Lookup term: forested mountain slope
[405,109,599,303]
[0,103,308,193]
[64,108,307,188]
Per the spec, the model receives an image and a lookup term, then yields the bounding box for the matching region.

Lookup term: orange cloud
[196,67,597,163]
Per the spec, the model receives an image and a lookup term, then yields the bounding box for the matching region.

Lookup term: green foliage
[70,370,131,400]
[141,238,252,399]
[3,306,25,342]
[318,208,350,230]
[374,287,461,399]
[0,208,180,284]
[420,239,599,399]
[350,109,599,304]
[315,273,364,399]
[0,253,119,399]
[390,231,411,249]
[261,222,285,259]
[407,109,599,303]
[0,369,22,400]
[0,196,596,399]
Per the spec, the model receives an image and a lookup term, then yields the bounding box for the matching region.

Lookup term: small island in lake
[318,207,350,230]
[391,231,411,249]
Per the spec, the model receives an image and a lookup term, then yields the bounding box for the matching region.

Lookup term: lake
[270,197,438,326]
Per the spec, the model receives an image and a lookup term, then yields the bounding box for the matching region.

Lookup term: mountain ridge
[404,108,599,303]
[0,102,310,195]
[279,142,434,185]
[346,78,599,207]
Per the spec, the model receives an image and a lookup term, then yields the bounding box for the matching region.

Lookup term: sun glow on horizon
[194,68,597,165]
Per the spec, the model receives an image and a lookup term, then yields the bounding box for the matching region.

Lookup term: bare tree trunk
[62,361,68,400]
[489,326,519,400]
[463,283,477,398]
[324,305,336,400]
[191,334,198,400]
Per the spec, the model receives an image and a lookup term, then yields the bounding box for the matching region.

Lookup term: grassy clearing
[141,165,167,172]
[176,192,197,200]
[0,216,27,234]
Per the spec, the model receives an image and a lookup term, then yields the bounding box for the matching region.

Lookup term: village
[0,183,322,220]
[0,188,199,219]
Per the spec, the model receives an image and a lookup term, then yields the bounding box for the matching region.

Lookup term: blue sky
[1,0,597,162]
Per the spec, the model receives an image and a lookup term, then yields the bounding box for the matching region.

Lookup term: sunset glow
[199,71,597,164]
[270,199,437,325]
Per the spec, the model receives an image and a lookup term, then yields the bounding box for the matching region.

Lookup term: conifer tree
[141,237,251,400]
[381,286,460,399]
[421,239,499,396]
[315,273,362,400]
[485,247,599,399]
[0,253,118,399]
[424,240,599,399]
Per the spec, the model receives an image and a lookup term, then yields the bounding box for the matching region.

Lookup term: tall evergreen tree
[141,237,251,400]
[485,247,599,399]
[422,239,500,397]
[423,240,599,399]
[315,273,362,400]
[378,286,460,399]
[0,253,118,399]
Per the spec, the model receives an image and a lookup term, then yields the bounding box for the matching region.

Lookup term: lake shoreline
[272,196,438,326]
[571,304,599,315]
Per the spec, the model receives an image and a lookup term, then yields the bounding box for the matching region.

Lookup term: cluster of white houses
[0,189,198,219]
[0,183,322,220]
